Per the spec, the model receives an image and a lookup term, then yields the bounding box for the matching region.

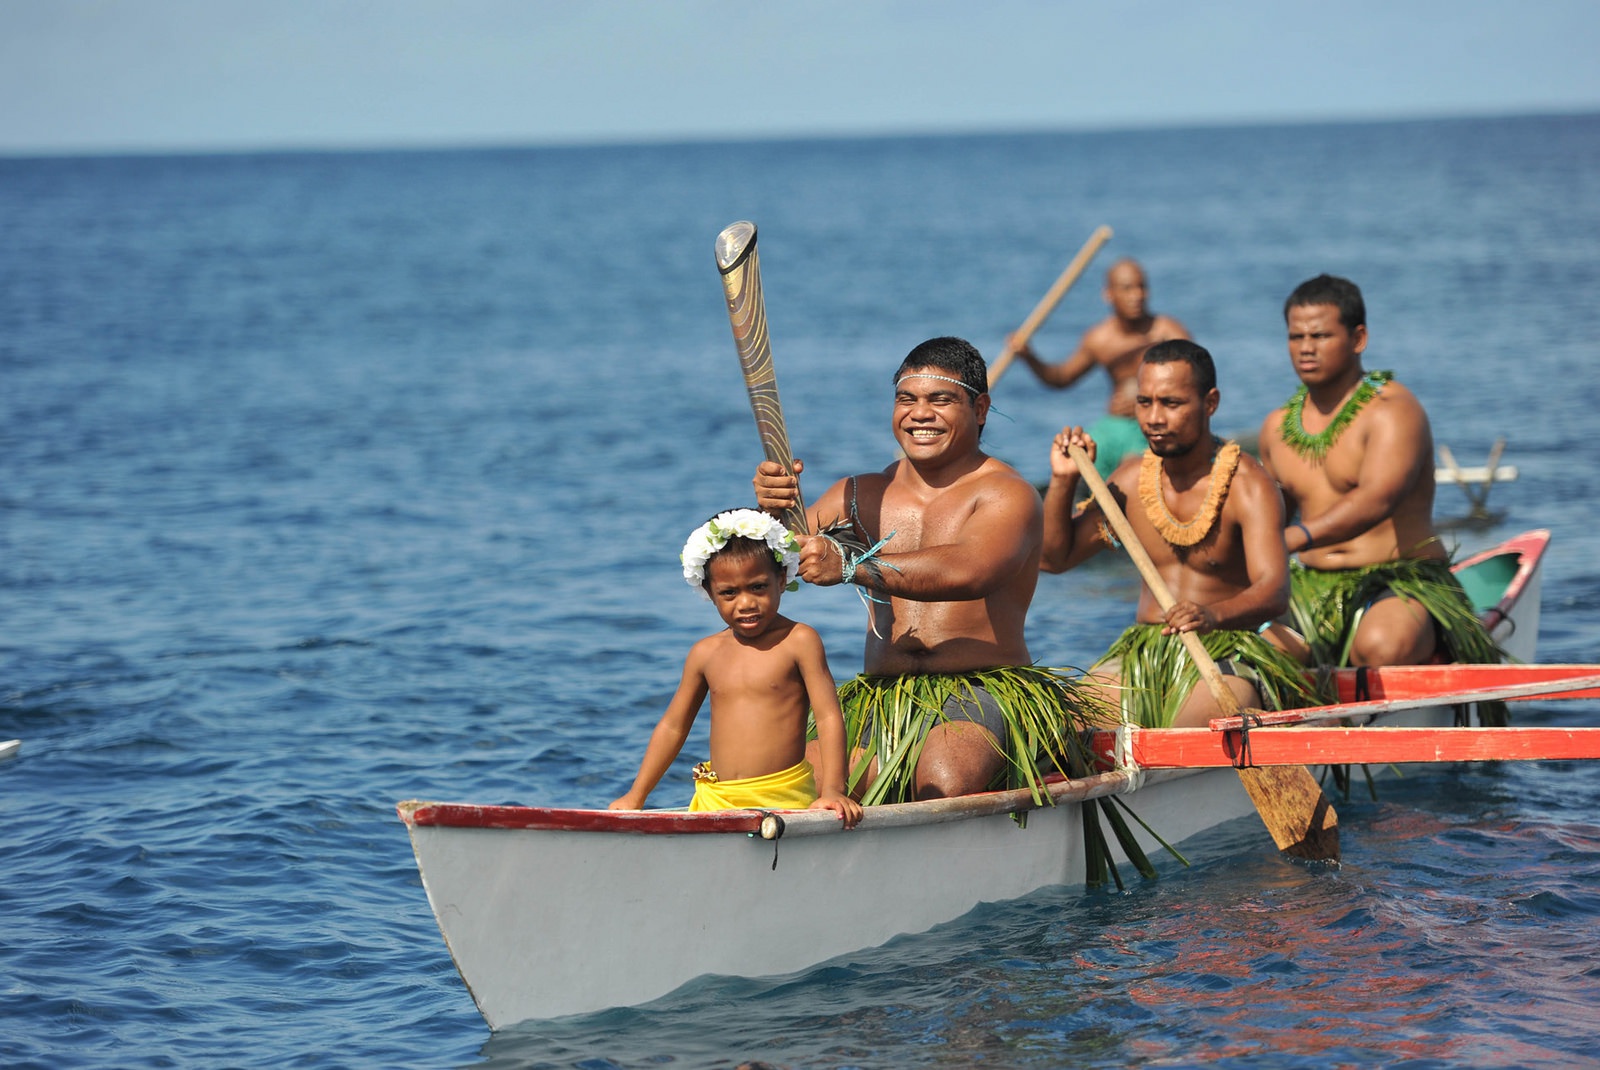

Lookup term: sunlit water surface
[3,115,1599,1067]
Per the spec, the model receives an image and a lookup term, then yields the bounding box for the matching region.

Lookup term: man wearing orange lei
[1040,340,1320,728]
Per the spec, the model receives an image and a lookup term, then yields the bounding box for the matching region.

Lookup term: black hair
[891,336,989,399]
[1284,274,1366,330]
[1142,338,1217,396]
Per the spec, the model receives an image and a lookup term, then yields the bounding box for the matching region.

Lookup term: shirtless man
[1258,274,1499,674]
[1014,258,1190,479]
[754,336,1097,801]
[1041,340,1317,727]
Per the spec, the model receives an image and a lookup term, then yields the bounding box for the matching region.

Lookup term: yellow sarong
[688,759,818,811]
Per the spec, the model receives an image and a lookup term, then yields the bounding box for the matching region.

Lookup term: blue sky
[3,0,1599,155]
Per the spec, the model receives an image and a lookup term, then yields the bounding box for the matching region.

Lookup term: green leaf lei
[1280,370,1394,461]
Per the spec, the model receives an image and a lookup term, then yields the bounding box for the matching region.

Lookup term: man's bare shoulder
[813,464,897,519]
[1152,314,1190,341]
[851,462,901,489]
[1337,376,1433,452]
[1230,450,1282,501]
[1369,376,1429,420]
[1259,404,1289,444]
[1106,450,1144,490]
[974,456,1045,501]
[1080,317,1127,357]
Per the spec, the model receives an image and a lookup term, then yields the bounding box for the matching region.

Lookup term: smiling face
[1135,359,1218,458]
[704,549,784,641]
[892,367,989,462]
[1286,303,1367,389]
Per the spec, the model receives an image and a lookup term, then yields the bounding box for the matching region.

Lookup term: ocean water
[3,114,1599,1068]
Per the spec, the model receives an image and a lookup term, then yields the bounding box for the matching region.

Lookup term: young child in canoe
[608,508,863,828]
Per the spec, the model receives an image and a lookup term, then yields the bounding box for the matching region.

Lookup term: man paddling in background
[1258,274,1503,689]
[753,336,1104,803]
[1012,258,1190,480]
[1041,340,1320,727]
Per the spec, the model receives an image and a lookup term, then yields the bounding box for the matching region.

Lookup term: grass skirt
[836,666,1110,806]
[1095,623,1326,728]
[1289,557,1508,724]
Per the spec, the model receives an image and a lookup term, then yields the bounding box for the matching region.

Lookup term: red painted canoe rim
[399,800,769,834]
[398,768,1137,835]
[1458,527,1547,632]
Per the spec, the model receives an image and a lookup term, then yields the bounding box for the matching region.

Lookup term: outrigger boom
[1096,724,1600,769]
[1097,662,1600,770]
[1209,665,1600,730]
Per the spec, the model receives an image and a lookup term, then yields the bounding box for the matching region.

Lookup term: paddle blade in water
[1239,765,1340,861]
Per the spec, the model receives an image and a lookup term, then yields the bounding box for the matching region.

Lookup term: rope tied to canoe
[1232,710,1265,769]
[1112,723,1145,792]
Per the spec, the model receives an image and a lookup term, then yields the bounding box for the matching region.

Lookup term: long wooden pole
[1066,443,1340,862]
[716,221,808,535]
[987,225,1113,388]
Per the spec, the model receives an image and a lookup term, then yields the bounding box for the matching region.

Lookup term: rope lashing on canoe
[753,810,785,869]
[1112,723,1145,791]
[1335,668,1384,799]
[1231,710,1266,769]
[816,522,900,636]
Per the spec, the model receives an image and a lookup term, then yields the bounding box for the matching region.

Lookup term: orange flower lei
[1138,440,1241,547]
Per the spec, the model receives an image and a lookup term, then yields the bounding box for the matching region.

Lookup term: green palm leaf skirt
[1289,557,1509,725]
[1095,624,1327,728]
[836,666,1110,807]
[834,665,1167,888]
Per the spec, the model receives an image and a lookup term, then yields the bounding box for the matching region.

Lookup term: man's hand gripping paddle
[1067,443,1340,862]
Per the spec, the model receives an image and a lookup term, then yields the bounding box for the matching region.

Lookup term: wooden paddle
[1066,442,1341,862]
[715,221,808,535]
[987,225,1114,388]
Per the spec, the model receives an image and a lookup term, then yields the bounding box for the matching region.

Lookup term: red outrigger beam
[1098,725,1600,769]
[1208,665,1600,731]
[1081,663,1600,769]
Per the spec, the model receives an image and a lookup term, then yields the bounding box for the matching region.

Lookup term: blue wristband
[1291,521,1313,551]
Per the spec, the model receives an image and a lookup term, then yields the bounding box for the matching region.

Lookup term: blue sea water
[3,114,1600,1068]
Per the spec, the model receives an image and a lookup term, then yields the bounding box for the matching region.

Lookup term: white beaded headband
[895,372,980,395]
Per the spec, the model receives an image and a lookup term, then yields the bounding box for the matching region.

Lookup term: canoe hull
[400,529,1551,1029]
[403,763,1259,1028]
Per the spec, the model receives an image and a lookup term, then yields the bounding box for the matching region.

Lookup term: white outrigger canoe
[400,529,1595,1030]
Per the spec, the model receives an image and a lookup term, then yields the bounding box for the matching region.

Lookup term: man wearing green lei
[1258,275,1505,721]
[1041,340,1322,728]
[754,337,1107,805]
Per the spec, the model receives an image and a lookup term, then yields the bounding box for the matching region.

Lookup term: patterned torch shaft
[716,221,808,535]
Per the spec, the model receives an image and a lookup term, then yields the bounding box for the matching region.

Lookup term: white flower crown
[681,508,800,598]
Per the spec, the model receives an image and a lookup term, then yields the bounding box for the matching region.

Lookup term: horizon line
[3,105,1596,163]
